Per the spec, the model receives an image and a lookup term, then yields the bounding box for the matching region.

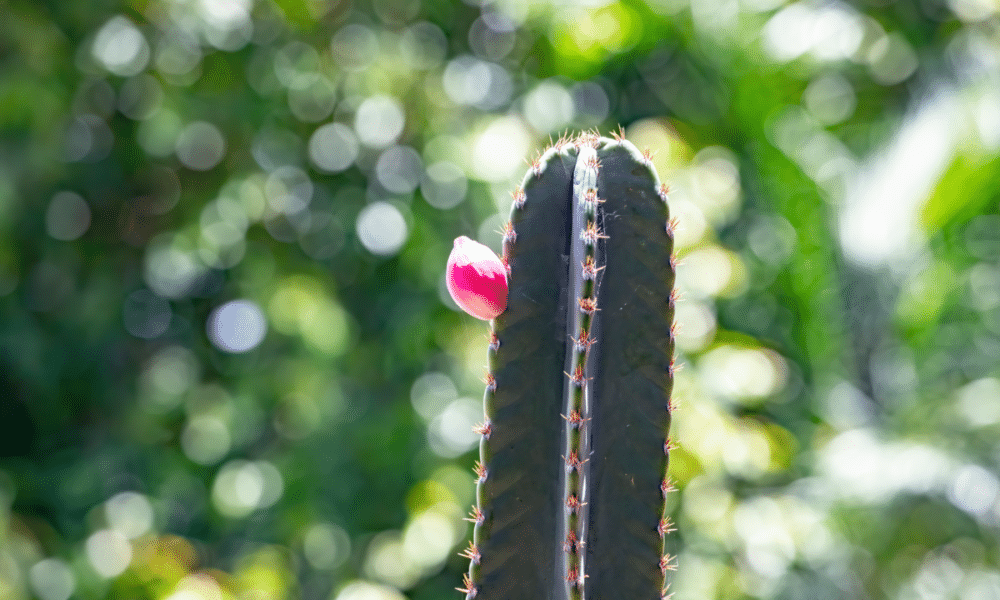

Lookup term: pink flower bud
[446,236,508,320]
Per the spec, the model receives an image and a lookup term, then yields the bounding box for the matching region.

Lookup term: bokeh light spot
[375,145,423,195]
[105,491,154,539]
[182,416,231,465]
[354,96,405,148]
[123,289,172,339]
[273,41,320,87]
[176,122,226,171]
[303,522,352,570]
[402,510,455,569]
[699,345,788,402]
[428,398,481,457]
[118,74,163,121]
[288,73,337,123]
[957,378,1000,427]
[356,202,408,256]
[268,275,350,354]
[207,299,267,353]
[164,574,225,600]
[144,345,199,399]
[804,73,857,126]
[331,25,379,72]
[29,559,75,600]
[309,123,359,173]
[265,165,313,215]
[420,161,468,209]
[571,81,610,126]
[443,56,512,110]
[400,22,447,70]
[334,581,406,600]
[92,16,150,77]
[468,14,516,60]
[868,32,918,85]
[471,116,530,182]
[948,464,999,518]
[212,460,283,518]
[410,372,458,421]
[362,532,417,589]
[523,81,575,133]
[85,529,132,578]
[46,192,91,241]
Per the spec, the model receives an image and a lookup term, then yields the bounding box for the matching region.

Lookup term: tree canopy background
[2,0,1000,599]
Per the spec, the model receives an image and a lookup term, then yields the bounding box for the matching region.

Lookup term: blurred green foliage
[2,0,1000,599]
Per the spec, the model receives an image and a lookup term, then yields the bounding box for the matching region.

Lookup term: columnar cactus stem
[461,132,675,600]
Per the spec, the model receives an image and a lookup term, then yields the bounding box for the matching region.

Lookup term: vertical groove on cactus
[462,132,674,600]
[559,141,603,597]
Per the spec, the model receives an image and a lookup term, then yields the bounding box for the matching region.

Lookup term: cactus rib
[584,140,675,600]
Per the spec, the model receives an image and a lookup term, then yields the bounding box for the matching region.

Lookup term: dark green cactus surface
[460,132,676,600]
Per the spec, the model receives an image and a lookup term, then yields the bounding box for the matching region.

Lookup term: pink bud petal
[446,236,508,321]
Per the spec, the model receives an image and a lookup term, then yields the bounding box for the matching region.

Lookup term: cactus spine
[461,132,676,600]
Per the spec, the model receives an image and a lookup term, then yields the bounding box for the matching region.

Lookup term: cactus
[455,131,677,600]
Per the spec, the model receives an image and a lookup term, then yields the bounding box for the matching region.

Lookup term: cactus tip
[555,131,572,151]
[575,130,600,149]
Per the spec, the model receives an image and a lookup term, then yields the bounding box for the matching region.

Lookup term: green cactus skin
[460,132,676,600]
